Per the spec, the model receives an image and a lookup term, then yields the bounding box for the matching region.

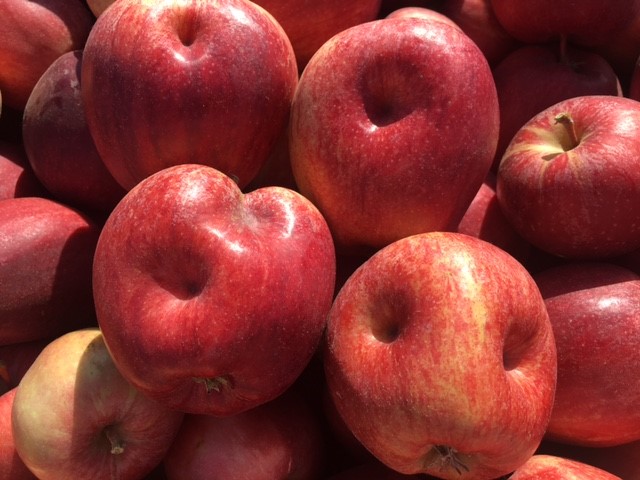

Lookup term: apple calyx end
[426,445,470,476]
[103,426,125,455]
[553,112,580,151]
[193,375,232,394]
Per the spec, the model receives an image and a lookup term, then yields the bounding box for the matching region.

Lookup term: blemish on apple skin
[193,375,233,393]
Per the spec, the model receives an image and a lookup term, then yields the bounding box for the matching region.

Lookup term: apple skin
[456,172,532,264]
[163,388,326,480]
[0,0,94,110]
[0,141,48,200]
[385,6,461,30]
[0,389,37,480]
[438,0,520,67]
[496,95,640,259]
[0,197,101,346]
[508,454,622,480]
[490,0,639,48]
[253,0,382,71]
[533,262,640,447]
[491,42,622,171]
[11,328,185,480]
[324,231,557,479]
[81,0,299,191]
[290,17,499,251]
[22,50,127,218]
[92,163,336,416]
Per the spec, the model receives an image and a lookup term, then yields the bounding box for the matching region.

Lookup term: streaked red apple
[509,454,621,480]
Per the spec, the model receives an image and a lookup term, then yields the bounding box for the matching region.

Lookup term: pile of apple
[2,0,640,479]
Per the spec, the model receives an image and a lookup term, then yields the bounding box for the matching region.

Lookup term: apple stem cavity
[554,112,580,151]
[193,375,232,394]
[103,427,125,455]
[426,445,469,476]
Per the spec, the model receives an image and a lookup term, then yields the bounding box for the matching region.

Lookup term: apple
[11,328,185,480]
[496,95,640,259]
[385,6,462,31]
[253,0,382,72]
[92,163,336,416]
[538,439,640,480]
[22,50,127,218]
[163,388,327,480]
[323,231,557,479]
[438,0,520,67]
[0,389,37,480]
[0,196,101,346]
[533,262,640,447]
[490,0,639,48]
[491,40,622,170]
[290,17,499,251]
[456,172,532,264]
[0,0,94,110]
[508,454,622,479]
[0,140,48,200]
[81,0,299,191]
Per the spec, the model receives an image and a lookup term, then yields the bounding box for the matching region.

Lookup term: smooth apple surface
[0,197,100,346]
[163,389,326,480]
[0,0,94,110]
[22,50,127,217]
[534,262,640,447]
[509,454,622,480]
[497,95,640,259]
[490,0,638,47]
[93,164,336,416]
[324,232,557,479]
[81,0,299,191]
[0,389,37,480]
[0,141,48,200]
[385,7,461,30]
[253,0,382,71]
[492,42,622,170]
[12,328,185,480]
[290,17,499,251]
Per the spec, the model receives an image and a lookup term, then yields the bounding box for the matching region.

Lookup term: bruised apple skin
[324,232,557,480]
[92,164,336,416]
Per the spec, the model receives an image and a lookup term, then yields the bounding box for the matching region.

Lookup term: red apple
[0,0,94,110]
[496,95,640,259]
[0,197,101,346]
[490,0,639,48]
[0,389,37,480]
[491,41,622,170]
[81,0,299,191]
[290,18,499,251]
[508,454,622,479]
[11,328,185,480]
[456,172,532,264]
[92,164,336,416]
[163,388,326,480]
[253,0,382,71]
[533,262,640,447]
[323,231,557,479]
[438,0,520,67]
[22,50,127,218]
[385,6,461,31]
[0,141,48,200]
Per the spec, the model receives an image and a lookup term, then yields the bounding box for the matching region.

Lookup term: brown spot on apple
[425,445,470,476]
[193,374,233,393]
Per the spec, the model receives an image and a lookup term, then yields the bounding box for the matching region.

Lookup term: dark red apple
[0,141,47,200]
[22,50,126,218]
[92,164,336,416]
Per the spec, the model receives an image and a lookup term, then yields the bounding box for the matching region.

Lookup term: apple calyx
[193,375,232,394]
[553,112,580,151]
[103,426,125,455]
[425,445,470,476]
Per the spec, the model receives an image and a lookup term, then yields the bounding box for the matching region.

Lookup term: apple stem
[554,113,580,150]
[193,375,232,394]
[103,427,125,455]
